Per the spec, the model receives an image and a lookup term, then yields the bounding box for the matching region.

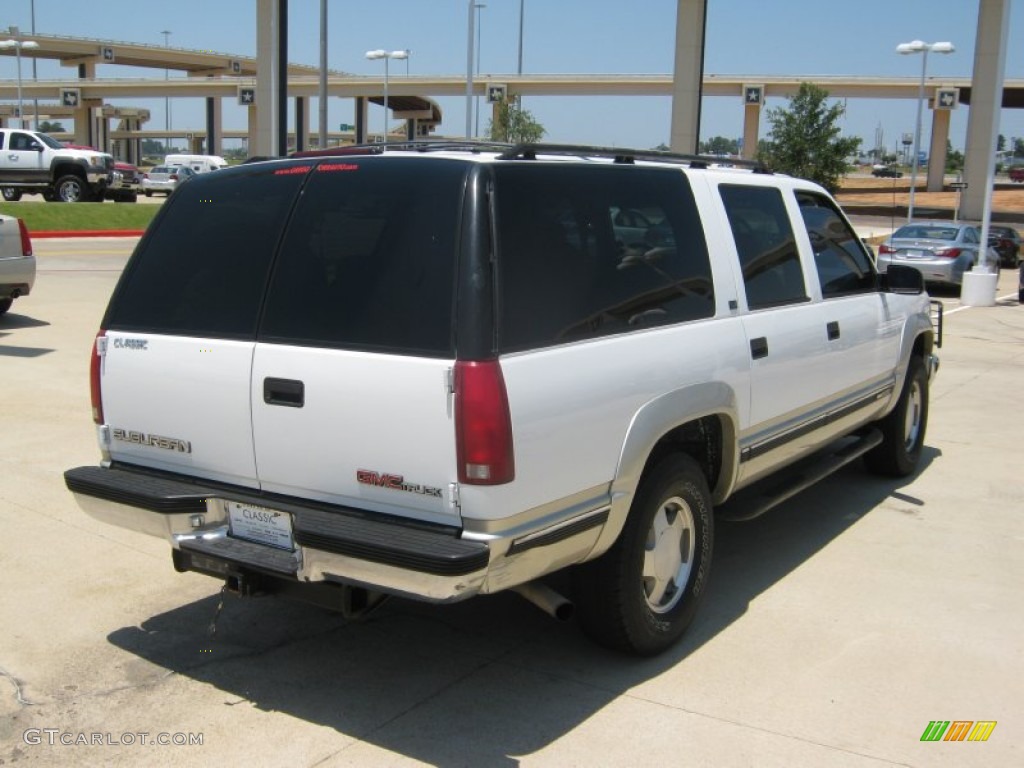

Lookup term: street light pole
[897,40,955,223]
[474,3,485,137]
[365,49,408,146]
[161,30,172,152]
[466,0,475,139]
[0,36,40,130]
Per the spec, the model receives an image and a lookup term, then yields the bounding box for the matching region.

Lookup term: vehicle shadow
[0,313,49,330]
[107,449,938,765]
[0,343,53,358]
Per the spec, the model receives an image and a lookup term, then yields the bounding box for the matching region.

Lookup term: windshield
[40,133,65,149]
[894,225,958,241]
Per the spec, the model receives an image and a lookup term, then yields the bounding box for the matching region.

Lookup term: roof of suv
[285,140,776,173]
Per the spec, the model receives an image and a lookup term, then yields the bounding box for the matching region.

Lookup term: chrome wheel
[903,377,923,451]
[642,495,695,614]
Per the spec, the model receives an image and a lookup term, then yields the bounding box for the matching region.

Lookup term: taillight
[17,217,32,256]
[878,244,896,255]
[934,247,962,259]
[455,360,515,485]
[170,174,178,181]
[90,330,105,424]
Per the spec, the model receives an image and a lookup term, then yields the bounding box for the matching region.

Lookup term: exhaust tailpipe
[512,582,574,621]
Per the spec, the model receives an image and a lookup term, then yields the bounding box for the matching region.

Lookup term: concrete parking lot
[1,236,1021,767]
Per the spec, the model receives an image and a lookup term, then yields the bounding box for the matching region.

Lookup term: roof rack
[497,143,771,173]
[286,140,772,174]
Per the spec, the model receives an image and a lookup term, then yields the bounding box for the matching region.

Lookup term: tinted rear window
[492,164,713,351]
[258,157,467,356]
[105,164,305,337]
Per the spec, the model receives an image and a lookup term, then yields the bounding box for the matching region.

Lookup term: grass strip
[0,201,160,233]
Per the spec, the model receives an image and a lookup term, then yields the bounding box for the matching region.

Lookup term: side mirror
[28,141,44,152]
[884,264,924,295]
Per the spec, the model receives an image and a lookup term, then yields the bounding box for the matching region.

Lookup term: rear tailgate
[249,155,471,524]
[97,163,309,485]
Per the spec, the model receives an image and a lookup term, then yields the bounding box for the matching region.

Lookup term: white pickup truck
[65,143,940,655]
[0,128,114,202]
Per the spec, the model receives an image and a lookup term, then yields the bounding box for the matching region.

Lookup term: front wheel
[0,298,12,315]
[55,175,90,203]
[572,454,713,655]
[1,187,21,202]
[865,356,929,476]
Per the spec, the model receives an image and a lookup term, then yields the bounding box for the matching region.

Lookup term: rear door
[99,163,307,487]
[0,130,47,184]
[250,157,470,525]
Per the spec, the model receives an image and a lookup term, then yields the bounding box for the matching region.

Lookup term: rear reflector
[18,218,32,256]
[90,330,105,424]
[455,360,515,485]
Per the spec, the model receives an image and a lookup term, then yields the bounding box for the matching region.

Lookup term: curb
[31,230,145,239]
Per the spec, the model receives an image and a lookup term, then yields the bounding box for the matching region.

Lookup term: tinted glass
[795,191,875,297]
[105,163,306,337]
[259,157,467,356]
[893,225,958,241]
[492,164,713,351]
[719,185,807,309]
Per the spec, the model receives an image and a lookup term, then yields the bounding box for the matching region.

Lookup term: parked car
[876,221,996,287]
[65,143,939,656]
[0,213,34,315]
[1008,166,1024,183]
[872,164,903,178]
[987,225,1021,268]
[141,165,196,197]
[105,162,142,203]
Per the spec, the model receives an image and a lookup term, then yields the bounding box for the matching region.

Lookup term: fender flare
[587,381,740,561]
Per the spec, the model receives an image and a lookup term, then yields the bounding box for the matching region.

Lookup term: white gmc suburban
[65,143,940,655]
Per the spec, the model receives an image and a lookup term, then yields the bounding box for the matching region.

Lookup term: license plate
[227,501,294,550]
[901,249,925,258]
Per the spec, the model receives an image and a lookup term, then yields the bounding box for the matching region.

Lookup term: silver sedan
[141,165,196,197]
[876,221,995,287]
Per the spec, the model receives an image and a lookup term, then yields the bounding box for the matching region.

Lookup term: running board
[719,429,883,522]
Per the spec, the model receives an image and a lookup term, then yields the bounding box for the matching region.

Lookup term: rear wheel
[572,454,713,655]
[1,187,21,202]
[0,298,13,315]
[865,356,929,477]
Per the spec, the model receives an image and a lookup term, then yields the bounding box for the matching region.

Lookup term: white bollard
[960,268,999,307]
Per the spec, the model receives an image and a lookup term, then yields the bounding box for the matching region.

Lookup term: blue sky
[2,0,1022,153]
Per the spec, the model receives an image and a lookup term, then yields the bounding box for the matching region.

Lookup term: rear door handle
[827,321,841,341]
[750,337,768,360]
[264,377,304,408]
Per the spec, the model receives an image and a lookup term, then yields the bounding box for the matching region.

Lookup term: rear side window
[105,164,306,337]
[259,157,468,356]
[492,164,713,352]
[795,191,875,297]
[720,184,808,310]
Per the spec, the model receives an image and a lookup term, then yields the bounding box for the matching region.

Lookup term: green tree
[488,97,544,144]
[699,136,739,155]
[944,139,964,172]
[758,82,861,193]
[997,133,1006,152]
[38,121,66,133]
[1014,137,1024,158]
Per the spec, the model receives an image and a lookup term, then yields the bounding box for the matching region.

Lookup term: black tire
[0,298,12,315]
[572,454,713,655]
[114,192,137,203]
[144,190,153,198]
[865,356,929,477]
[1,187,21,202]
[55,175,89,203]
